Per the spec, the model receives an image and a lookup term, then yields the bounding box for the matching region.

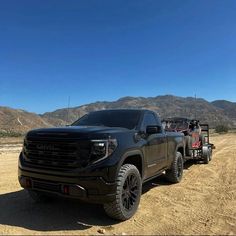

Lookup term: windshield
[72,110,141,130]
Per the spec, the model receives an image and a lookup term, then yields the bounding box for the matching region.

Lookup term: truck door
[141,112,168,178]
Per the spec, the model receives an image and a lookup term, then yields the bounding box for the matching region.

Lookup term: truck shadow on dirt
[142,160,197,194]
[0,161,198,232]
[0,190,117,231]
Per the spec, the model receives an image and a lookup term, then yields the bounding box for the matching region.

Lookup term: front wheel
[165,151,183,183]
[103,164,142,221]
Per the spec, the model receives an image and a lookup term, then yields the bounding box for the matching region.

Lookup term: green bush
[0,131,23,137]
[215,125,229,133]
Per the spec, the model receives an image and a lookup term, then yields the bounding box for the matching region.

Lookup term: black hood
[27,126,130,139]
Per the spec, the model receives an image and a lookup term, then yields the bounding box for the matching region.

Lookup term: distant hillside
[42,95,233,128]
[212,100,236,126]
[0,106,51,134]
[1,95,235,134]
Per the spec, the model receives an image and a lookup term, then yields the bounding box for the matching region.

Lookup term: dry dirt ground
[0,134,235,235]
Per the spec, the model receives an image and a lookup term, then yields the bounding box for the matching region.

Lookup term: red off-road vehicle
[162,117,215,164]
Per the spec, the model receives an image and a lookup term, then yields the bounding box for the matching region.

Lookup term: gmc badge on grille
[36,144,59,151]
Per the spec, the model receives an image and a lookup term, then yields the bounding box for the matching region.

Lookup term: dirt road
[0,134,235,235]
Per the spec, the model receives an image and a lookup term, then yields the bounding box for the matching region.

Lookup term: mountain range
[1,95,236,133]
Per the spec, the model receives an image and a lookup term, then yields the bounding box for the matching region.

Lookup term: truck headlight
[90,138,118,164]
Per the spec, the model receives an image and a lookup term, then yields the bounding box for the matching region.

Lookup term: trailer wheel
[202,145,212,164]
[209,147,212,161]
[203,152,209,164]
[202,146,211,164]
[103,164,142,221]
[165,151,183,183]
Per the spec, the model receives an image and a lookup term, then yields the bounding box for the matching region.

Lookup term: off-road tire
[103,164,142,221]
[165,151,183,183]
[27,190,50,202]
[203,147,211,164]
[209,147,212,161]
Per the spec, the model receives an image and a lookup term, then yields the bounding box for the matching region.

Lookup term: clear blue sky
[0,0,235,114]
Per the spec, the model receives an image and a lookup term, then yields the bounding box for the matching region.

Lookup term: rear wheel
[103,164,142,221]
[165,151,183,183]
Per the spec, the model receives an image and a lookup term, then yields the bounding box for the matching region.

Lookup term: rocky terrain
[0,106,51,134]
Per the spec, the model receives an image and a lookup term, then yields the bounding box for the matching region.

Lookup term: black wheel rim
[177,157,183,178]
[122,174,139,211]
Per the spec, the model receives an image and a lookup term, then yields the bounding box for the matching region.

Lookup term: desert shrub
[0,130,23,137]
[215,125,229,133]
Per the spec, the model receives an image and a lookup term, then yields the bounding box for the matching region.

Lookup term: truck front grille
[23,138,91,170]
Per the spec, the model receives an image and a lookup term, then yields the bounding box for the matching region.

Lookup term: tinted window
[72,110,141,130]
[141,113,158,130]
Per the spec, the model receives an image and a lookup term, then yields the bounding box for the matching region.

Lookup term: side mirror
[146,125,161,135]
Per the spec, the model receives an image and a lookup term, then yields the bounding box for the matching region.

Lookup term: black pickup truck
[19,109,185,220]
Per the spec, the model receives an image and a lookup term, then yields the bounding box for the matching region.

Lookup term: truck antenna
[67,96,70,124]
[194,93,197,120]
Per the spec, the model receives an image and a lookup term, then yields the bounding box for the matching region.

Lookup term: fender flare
[116,149,145,179]
[175,143,185,157]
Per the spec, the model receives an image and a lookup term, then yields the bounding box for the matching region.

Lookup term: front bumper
[18,154,116,204]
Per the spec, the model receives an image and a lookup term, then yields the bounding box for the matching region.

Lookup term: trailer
[162,117,215,164]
